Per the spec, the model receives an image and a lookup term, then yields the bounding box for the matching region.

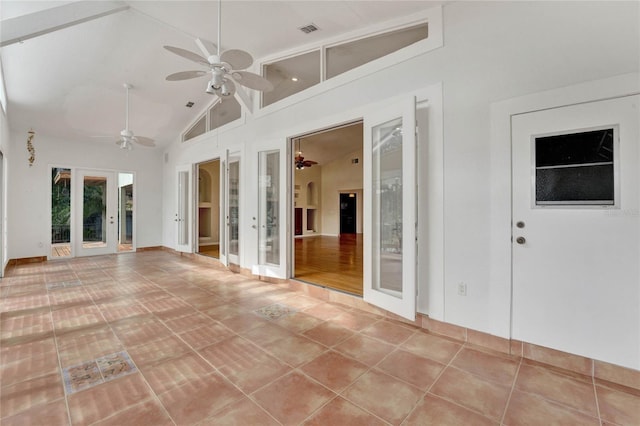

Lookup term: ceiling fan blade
[231,70,274,92]
[221,49,253,70]
[132,136,155,147]
[195,38,218,59]
[166,71,208,81]
[164,45,209,66]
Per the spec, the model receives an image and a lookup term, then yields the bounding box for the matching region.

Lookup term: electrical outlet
[457,282,467,296]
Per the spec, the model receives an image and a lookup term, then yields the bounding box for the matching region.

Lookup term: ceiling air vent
[299,23,319,34]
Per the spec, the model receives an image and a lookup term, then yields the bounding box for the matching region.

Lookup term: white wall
[294,165,322,235]
[0,106,10,272]
[8,132,163,259]
[161,2,638,367]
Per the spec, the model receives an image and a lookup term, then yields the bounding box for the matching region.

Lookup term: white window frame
[256,5,443,116]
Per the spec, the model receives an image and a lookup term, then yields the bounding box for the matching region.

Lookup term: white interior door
[363,96,417,321]
[176,164,194,253]
[75,169,117,257]
[512,95,639,369]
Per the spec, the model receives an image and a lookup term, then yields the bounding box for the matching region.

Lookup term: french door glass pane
[51,168,72,257]
[83,176,107,248]
[178,171,189,245]
[372,117,403,296]
[259,150,280,265]
[229,160,240,257]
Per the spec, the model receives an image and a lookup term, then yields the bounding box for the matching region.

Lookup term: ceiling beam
[1,1,129,47]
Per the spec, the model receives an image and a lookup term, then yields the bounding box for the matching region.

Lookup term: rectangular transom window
[209,96,241,130]
[326,22,428,79]
[535,127,615,206]
[262,50,321,108]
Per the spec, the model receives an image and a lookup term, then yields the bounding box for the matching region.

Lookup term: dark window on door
[535,128,615,206]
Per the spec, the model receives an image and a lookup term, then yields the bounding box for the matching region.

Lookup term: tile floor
[1,251,639,425]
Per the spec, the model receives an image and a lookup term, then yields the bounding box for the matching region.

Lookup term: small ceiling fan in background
[295,140,317,169]
[93,83,155,150]
[163,0,273,98]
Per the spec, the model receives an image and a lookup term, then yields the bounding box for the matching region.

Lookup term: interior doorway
[291,121,364,295]
[197,159,221,258]
[340,193,357,234]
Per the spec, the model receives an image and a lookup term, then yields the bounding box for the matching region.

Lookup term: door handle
[516,236,526,245]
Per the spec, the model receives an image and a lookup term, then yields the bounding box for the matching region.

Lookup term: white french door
[75,169,117,257]
[247,139,287,278]
[176,164,194,253]
[220,150,241,267]
[364,96,417,321]
[227,153,241,265]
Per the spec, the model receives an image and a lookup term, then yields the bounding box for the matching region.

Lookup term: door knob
[516,236,526,245]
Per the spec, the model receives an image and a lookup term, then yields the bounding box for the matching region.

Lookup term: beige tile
[377,349,445,390]
[503,390,600,426]
[202,397,280,426]
[67,373,155,426]
[594,360,640,391]
[426,318,467,341]
[401,331,462,364]
[0,373,64,418]
[452,346,519,386]
[523,342,592,376]
[467,329,511,354]
[158,372,244,425]
[404,394,497,426]
[331,310,381,331]
[361,320,416,345]
[0,349,60,387]
[275,311,325,333]
[138,351,212,395]
[343,369,423,425]
[0,398,69,426]
[253,371,335,426]
[262,334,327,367]
[304,396,387,426]
[430,367,511,420]
[178,322,234,349]
[127,335,191,367]
[198,336,291,393]
[301,350,369,392]
[92,400,173,426]
[334,334,395,366]
[303,321,355,347]
[597,384,640,426]
[515,363,597,416]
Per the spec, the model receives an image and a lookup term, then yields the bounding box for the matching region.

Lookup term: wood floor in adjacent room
[294,234,363,296]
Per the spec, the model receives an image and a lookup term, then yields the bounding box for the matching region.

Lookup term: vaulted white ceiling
[0,1,435,148]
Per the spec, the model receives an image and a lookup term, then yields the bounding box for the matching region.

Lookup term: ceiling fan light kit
[164,0,273,98]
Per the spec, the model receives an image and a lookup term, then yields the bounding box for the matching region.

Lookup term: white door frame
[489,72,640,339]
[75,169,117,257]
[176,164,194,253]
[363,95,417,321]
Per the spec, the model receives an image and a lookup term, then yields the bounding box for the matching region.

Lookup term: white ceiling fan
[109,83,155,150]
[163,0,273,98]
